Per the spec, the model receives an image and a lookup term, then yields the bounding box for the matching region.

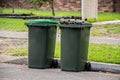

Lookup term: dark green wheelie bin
[59,19,92,72]
[25,19,59,69]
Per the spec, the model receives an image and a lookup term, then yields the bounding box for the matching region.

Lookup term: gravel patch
[0,38,27,55]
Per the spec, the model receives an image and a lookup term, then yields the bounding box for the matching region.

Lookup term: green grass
[2,8,81,16]
[87,12,120,22]
[55,43,120,64]
[55,42,61,58]
[88,43,120,64]
[0,18,28,31]
[91,24,120,36]
[5,42,120,64]
[1,8,120,21]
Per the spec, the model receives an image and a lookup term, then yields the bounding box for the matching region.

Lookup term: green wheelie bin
[25,19,59,69]
[59,19,92,72]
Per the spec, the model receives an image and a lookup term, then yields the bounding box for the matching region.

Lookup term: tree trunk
[12,0,15,14]
[0,7,3,13]
[50,0,55,16]
[12,6,14,13]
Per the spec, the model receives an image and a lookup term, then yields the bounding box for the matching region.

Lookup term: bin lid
[59,19,92,28]
[25,19,59,27]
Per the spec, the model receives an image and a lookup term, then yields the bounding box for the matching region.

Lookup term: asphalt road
[0,63,120,80]
[0,31,120,44]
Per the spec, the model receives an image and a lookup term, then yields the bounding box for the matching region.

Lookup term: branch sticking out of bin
[60,18,84,24]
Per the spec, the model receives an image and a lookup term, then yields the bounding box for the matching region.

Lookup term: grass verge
[88,43,120,64]
[0,18,120,37]
[0,18,28,32]
[5,42,120,64]
[91,24,120,36]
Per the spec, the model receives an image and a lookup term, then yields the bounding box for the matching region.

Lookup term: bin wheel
[85,62,91,71]
[50,59,58,68]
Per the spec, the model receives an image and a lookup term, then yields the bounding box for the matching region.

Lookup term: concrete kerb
[90,61,120,74]
[56,59,120,74]
[0,55,120,74]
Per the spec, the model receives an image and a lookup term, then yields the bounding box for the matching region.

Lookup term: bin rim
[25,19,59,27]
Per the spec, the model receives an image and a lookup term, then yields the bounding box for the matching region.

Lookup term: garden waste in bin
[25,19,59,69]
[59,19,92,72]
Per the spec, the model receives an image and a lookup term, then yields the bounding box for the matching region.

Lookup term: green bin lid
[25,19,59,26]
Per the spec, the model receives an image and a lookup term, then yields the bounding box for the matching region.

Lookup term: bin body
[60,23,92,71]
[26,19,58,69]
